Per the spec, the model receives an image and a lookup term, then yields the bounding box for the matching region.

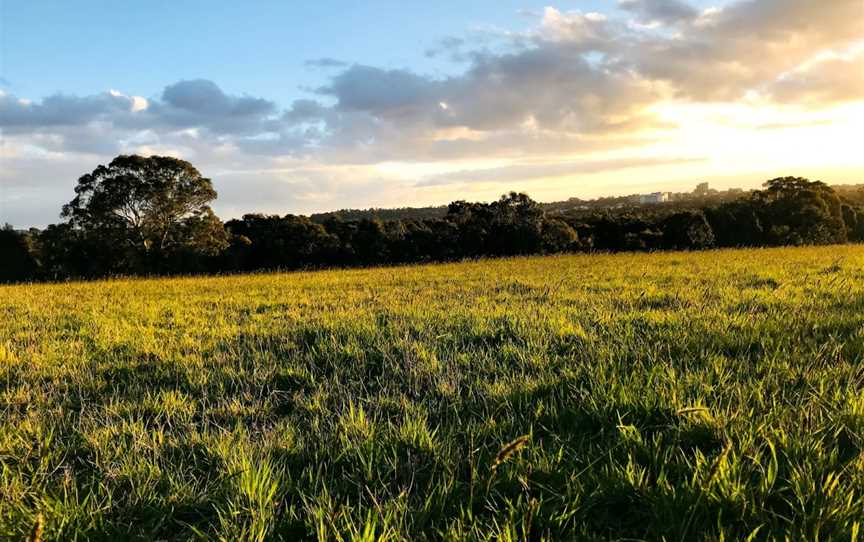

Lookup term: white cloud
[2,0,863,226]
[767,50,864,104]
[619,0,699,24]
[416,156,707,186]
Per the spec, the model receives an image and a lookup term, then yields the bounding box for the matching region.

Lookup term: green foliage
[541,219,579,253]
[754,177,847,246]
[6,170,864,282]
[0,225,39,283]
[225,214,339,270]
[661,210,715,250]
[61,154,229,273]
[2,246,864,539]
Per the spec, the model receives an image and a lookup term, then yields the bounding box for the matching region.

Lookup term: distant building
[694,182,710,195]
[639,192,669,204]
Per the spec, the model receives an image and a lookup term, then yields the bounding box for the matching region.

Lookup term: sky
[1,0,863,227]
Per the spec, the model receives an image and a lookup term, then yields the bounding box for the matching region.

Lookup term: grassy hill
[2,246,863,540]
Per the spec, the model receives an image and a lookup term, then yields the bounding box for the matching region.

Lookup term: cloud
[627,0,864,100]
[306,1,863,154]
[161,80,273,117]
[7,1,861,164]
[0,153,110,226]
[305,57,349,68]
[0,80,280,136]
[2,0,863,226]
[767,51,864,105]
[0,91,139,130]
[539,7,618,44]
[152,79,279,134]
[424,37,466,59]
[416,156,706,186]
[319,65,440,115]
[308,14,661,151]
[434,43,658,133]
[211,165,413,217]
[618,0,698,24]
[754,119,835,131]
[282,99,330,124]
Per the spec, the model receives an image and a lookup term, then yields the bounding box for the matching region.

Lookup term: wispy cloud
[305,57,349,68]
[416,157,707,186]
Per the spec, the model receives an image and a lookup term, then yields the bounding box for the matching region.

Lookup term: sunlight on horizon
[1,0,862,224]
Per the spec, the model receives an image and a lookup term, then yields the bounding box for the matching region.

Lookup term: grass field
[2,246,863,541]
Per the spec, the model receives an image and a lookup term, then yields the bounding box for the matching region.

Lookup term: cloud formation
[305,58,349,68]
[2,0,863,225]
[629,0,863,100]
[153,79,278,134]
[416,156,707,187]
[619,0,698,24]
[0,90,138,130]
[4,0,862,158]
[767,51,864,105]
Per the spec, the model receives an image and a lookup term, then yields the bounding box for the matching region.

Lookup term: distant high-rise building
[639,192,669,204]
[695,182,710,195]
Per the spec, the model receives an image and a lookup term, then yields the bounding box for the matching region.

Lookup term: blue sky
[2,0,723,102]
[1,0,862,226]
[2,1,586,98]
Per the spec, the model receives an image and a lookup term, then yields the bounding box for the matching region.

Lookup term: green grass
[2,246,863,541]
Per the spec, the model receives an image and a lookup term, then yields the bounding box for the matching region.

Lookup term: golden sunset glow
[1,0,862,224]
[4,3,864,539]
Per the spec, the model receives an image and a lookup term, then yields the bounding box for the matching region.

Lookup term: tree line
[2,155,862,283]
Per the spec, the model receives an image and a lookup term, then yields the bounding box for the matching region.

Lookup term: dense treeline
[1,155,862,283]
[309,205,447,223]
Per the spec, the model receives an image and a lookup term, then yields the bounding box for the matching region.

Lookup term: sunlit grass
[1,246,863,540]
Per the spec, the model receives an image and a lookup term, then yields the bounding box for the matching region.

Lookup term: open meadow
[2,246,864,541]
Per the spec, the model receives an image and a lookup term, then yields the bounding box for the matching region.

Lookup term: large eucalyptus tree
[62,155,228,270]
